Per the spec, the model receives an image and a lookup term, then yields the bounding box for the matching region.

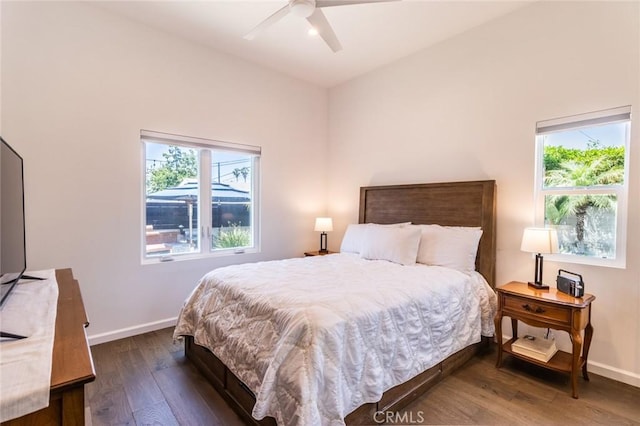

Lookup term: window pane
[210,150,253,250]
[542,122,626,189]
[544,194,617,259]
[145,142,199,257]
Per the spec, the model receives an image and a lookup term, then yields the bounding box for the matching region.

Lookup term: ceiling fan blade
[316,0,400,8]
[307,9,342,52]
[244,5,290,40]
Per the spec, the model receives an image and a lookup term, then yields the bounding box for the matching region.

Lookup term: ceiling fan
[244,0,399,53]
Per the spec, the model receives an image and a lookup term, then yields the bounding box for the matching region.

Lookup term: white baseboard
[587,360,640,388]
[85,406,92,426]
[87,317,178,346]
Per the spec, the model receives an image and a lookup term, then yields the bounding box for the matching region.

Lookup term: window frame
[533,106,631,269]
[141,130,261,264]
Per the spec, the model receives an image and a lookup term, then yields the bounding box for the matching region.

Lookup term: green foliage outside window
[543,144,624,182]
[147,146,197,194]
[232,167,250,182]
[214,222,251,248]
[543,142,624,256]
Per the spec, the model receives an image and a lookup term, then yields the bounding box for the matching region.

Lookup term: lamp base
[528,281,549,290]
[319,232,328,253]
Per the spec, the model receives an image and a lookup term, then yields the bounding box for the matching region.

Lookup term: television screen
[0,137,27,306]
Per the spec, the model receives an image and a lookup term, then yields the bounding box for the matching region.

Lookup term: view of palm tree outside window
[540,121,627,260]
[144,141,255,258]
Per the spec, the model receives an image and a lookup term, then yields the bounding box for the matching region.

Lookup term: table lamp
[521,227,559,290]
[314,217,333,253]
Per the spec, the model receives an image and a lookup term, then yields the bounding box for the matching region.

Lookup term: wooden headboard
[359,180,497,288]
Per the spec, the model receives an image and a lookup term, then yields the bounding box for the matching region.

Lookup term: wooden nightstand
[494,281,595,399]
[304,250,336,257]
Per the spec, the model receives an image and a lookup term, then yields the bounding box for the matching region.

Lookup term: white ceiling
[95,0,531,88]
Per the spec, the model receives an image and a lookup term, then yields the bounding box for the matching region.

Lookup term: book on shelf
[511,336,558,363]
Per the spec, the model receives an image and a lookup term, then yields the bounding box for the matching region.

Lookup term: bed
[175,180,497,425]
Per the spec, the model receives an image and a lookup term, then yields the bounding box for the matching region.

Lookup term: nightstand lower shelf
[502,338,584,374]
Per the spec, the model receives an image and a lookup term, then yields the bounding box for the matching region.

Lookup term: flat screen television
[0,136,27,306]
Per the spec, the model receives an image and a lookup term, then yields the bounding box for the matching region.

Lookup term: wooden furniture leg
[570,330,583,399]
[61,387,85,426]
[582,319,594,381]
[495,310,503,368]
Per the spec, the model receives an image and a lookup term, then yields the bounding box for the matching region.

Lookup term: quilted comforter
[174,253,496,426]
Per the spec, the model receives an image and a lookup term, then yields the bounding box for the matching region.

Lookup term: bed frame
[183,180,497,425]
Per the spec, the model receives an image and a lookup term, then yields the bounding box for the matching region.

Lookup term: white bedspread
[174,253,496,426]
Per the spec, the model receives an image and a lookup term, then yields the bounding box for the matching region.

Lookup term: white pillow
[340,222,411,254]
[340,224,369,253]
[359,225,421,266]
[416,224,483,273]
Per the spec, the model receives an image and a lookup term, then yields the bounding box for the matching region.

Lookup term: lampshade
[521,227,559,254]
[314,217,333,232]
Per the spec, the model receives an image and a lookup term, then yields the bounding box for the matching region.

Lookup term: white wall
[1,2,328,342]
[328,1,640,386]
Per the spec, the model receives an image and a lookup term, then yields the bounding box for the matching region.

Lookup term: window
[534,106,631,268]
[142,130,260,261]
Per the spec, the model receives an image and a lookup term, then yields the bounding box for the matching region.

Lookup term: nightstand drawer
[504,295,570,324]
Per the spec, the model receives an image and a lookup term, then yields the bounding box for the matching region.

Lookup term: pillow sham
[359,225,421,266]
[416,224,483,273]
[340,224,368,254]
[340,222,411,254]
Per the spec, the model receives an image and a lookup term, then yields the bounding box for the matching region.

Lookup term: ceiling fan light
[290,0,315,18]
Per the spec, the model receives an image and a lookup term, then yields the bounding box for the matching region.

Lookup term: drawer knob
[522,303,545,314]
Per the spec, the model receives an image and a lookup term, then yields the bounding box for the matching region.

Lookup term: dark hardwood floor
[87,328,640,425]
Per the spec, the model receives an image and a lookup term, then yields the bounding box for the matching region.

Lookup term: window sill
[545,252,625,269]
[141,247,259,265]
